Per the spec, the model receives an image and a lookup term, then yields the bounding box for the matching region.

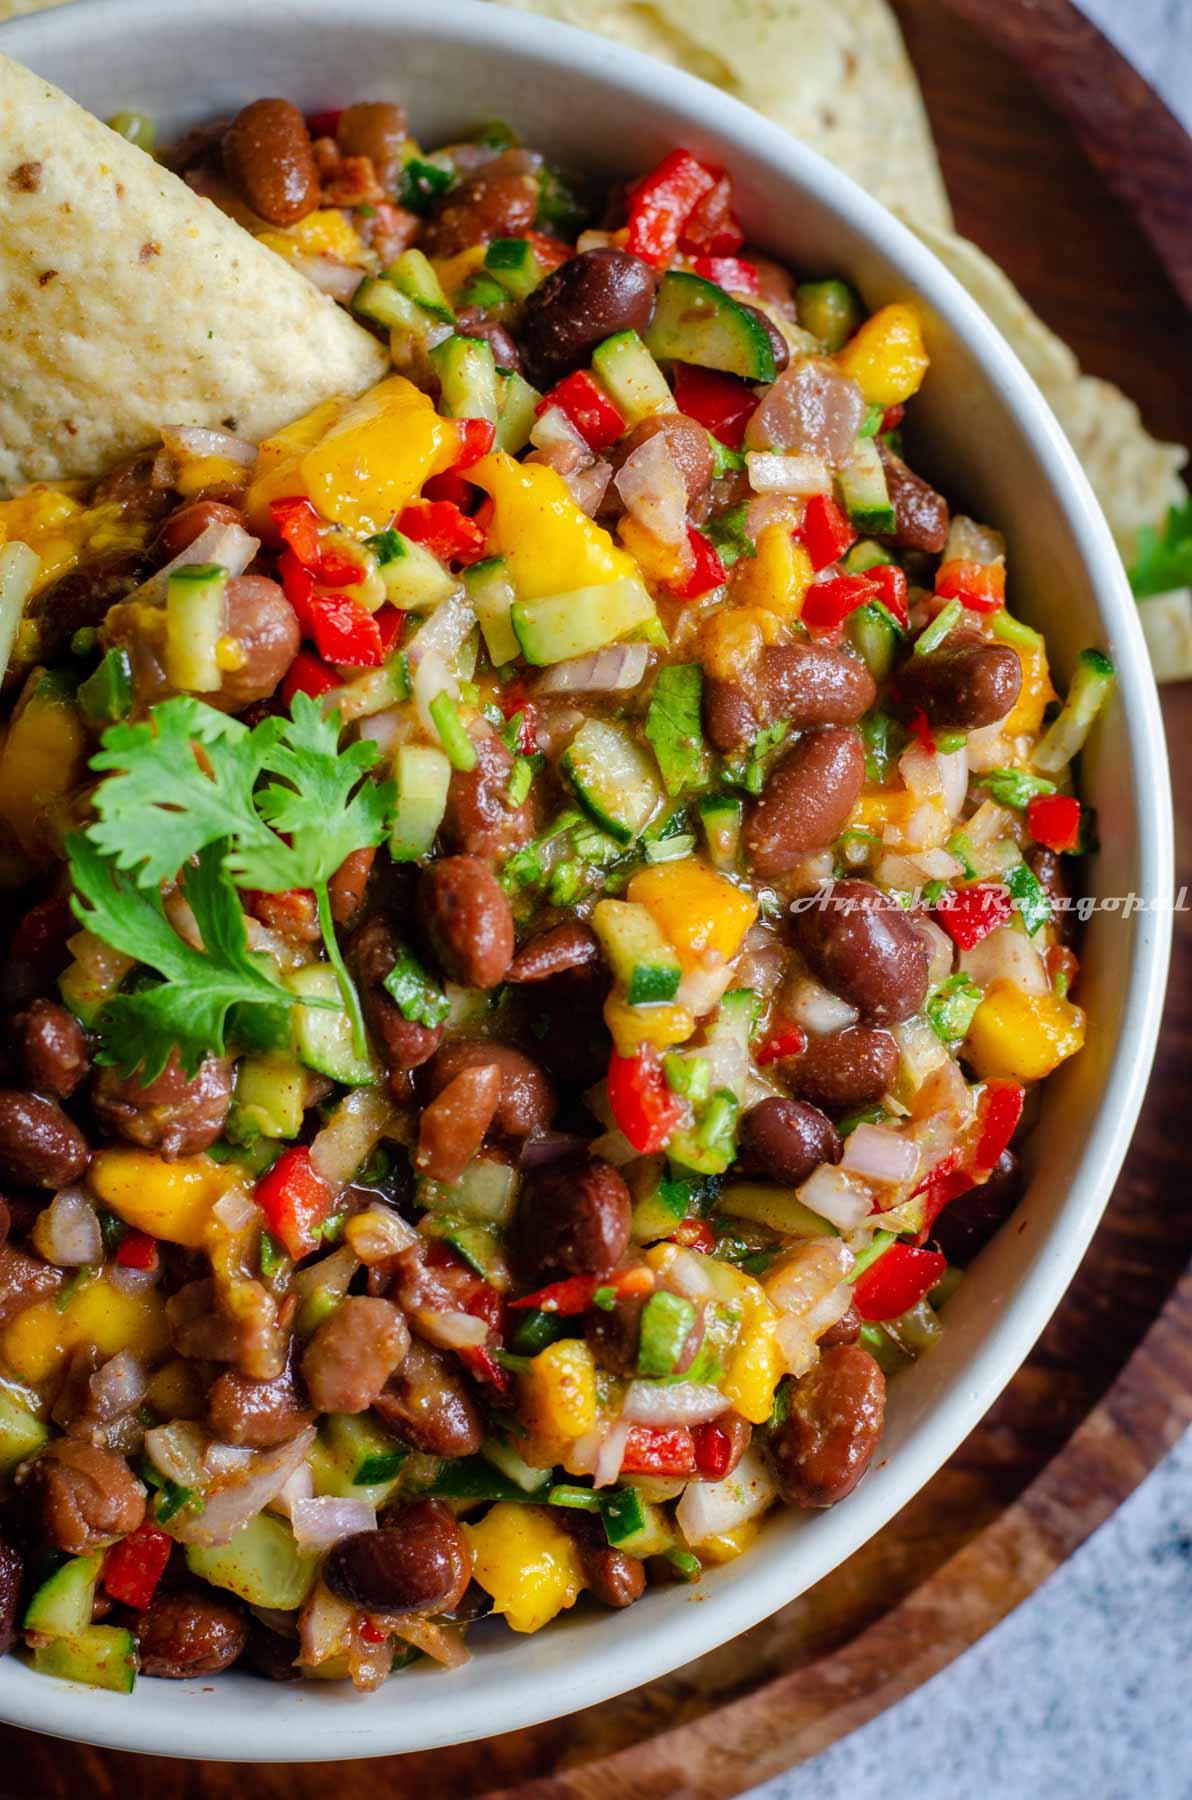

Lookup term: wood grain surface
[6,2,1191,1793]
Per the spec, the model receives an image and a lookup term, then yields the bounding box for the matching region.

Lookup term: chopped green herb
[1005,860,1052,936]
[397,157,454,215]
[592,1285,617,1312]
[925,972,984,1042]
[975,767,1057,809]
[534,162,588,238]
[1129,496,1192,599]
[933,729,968,754]
[704,502,755,568]
[914,597,963,657]
[383,948,451,1028]
[945,830,978,879]
[506,755,535,808]
[645,665,708,797]
[258,1230,286,1281]
[663,1053,712,1107]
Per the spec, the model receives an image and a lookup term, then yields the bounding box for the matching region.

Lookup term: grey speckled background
[749,4,1192,1797]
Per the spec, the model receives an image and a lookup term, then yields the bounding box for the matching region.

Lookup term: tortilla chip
[912,223,1187,564]
[493,0,953,230]
[0,54,388,492]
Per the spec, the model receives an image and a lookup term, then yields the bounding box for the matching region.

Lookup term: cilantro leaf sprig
[1130,496,1192,600]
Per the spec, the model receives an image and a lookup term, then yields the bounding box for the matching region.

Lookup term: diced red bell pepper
[498,689,538,752]
[270,495,322,566]
[869,563,909,629]
[626,149,718,268]
[692,1421,735,1479]
[935,558,1005,614]
[280,648,343,708]
[799,494,857,572]
[509,1266,655,1315]
[115,1228,158,1273]
[853,1243,947,1322]
[316,546,367,589]
[313,590,386,667]
[452,416,496,469]
[607,1046,687,1155]
[423,467,481,510]
[1027,793,1081,854]
[397,499,488,567]
[375,605,404,659]
[879,403,905,435]
[255,1146,333,1261]
[358,1617,388,1646]
[907,705,935,755]
[679,172,744,256]
[671,362,758,448]
[536,370,627,453]
[669,1218,715,1253]
[972,1079,1025,1179]
[103,1523,173,1611]
[245,886,318,938]
[691,255,758,294]
[801,571,878,631]
[667,525,727,602]
[620,1425,697,1478]
[460,1344,509,1395]
[306,109,344,140]
[525,230,574,273]
[756,1022,808,1066]
[911,1148,972,1241]
[934,882,1012,950]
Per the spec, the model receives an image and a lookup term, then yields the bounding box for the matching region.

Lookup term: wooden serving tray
[9,1,1192,1791]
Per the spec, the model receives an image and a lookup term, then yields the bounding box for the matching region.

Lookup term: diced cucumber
[287,964,377,1086]
[592,899,681,1005]
[77,647,133,725]
[644,272,777,383]
[630,1165,691,1244]
[228,1053,307,1143]
[387,248,455,323]
[718,1181,838,1237]
[481,1436,553,1495]
[429,1454,544,1504]
[454,270,512,317]
[590,330,676,426]
[494,370,542,453]
[420,1214,504,1282]
[389,743,452,861]
[352,275,426,334]
[637,1291,698,1376]
[32,1624,136,1694]
[430,334,500,424]
[365,528,456,612]
[483,236,549,301]
[562,719,663,846]
[644,663,707,799]
[310,1412,408,1505]
[795,278,863,352]
[464,557,519,665]
[184,1513,319,1611]
[24,1552,102,1640]
[697,792,743,869]
[330,655,411,722]
[602,1488,673,1556]
[846,602,899,682]
[704,988,760,1096]
[0,1387,49,1477]
[837,437,895,535]
[1033,647,1115,774]
[164,563,226,693]
[512,577,656,667]
[842,538,897,575]
[418,1155,520,1226]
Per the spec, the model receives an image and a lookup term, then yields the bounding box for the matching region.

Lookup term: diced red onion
[290,1243,359,1308]
[674,1445,778,1545]
[744,494,803,540]
[944,514,1004,565]
[746,450,832,496]
[964,723,1012,775]
[566,458,613,517]
[392,1615,470,1668]
[407,591,473,671]
[911,847,964,883]
[292,256,367,302]
[658,1245,718,1303]
[796,1164,874,1230]
[163,888,204,949]
[593,1419,630,1488]
[936,747,969,816]
[614,432,690,552]
[128,520,259,609]
[535,643,648,695]
[587,1128,638,1167]
[674,960,736,1022]
[841,1123,921,1187]
[518,1132,588,1168]
[960,923,1049,996]
[203,1441,257,1480]
[170,1427,317,1548]
[160,423,257,467]
[269,1460,315,1520]
[913,914,956,986]
[622,1381,728,1427]
[144,1419,208,1488]
[344,1203,419,1265]
[963,799,1012,845]
[893,1016,950,1093]
[299,1581,354,1667]
[745,359,866,462]
[412,1308,489,1350]
[107,1262,160,1296]
[899,742,942,801]
[566,1424,604,1478]
[292,1496,376,1549]
[88,1350,147,1423]
[529,405,589,460]
[212,1185,261,1235]
[763,1238,854,1315]
[310,1089,400,1194]
[34,1187,101,1267]
[785,974,858,1035]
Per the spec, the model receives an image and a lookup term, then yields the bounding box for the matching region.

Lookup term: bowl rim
[0,0,1174,1762]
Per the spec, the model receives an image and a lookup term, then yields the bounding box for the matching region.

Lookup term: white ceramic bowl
[0,0,1173,1761]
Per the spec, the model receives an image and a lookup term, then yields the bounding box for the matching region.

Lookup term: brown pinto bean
[221,99,319,225]
[246,1620,301,1681]
[509,1153,631,1285]
[585,1292,703,1378]
[0,1241,62,1328]
[519,248,657,389]
[876,443,950,554]
[441,736,534,861]
[0,1090,88,1189]
[424,1040,555,1140]
[819,1300,861,1349]
[421,855,514,990]
[15,999,89,1099]
[212,575,302,714]
[136,1587,247,1678]
[782,1026,899,1111]
[559,1509,645,1609]
[0,1540,22,1656]
[795,879,929,1024]
[205,1359,313,1448]
[328,846,375,930]
[419,151,538,258]
[933,1149,1025,1266]
[1027,847,1076,946]
[91,1050,232,1160]
[416,1065,502,1183]
[336,101,408,190]
[507,921,600,984]
[736,1096,841,1184]
[325,1500,471,1615]
[374,1336,483,1458]
[608,414,715,507]
[896,630,1021,731]
[351,914,444,1075]
[744,726,865,876]
[300,1296,409,1415]
[705,644,876,752]
[768,1344,885,1507]
[454,307,522,375]
[155,499,246,562]
[703,677,762,754]
[21,1439,145,1554]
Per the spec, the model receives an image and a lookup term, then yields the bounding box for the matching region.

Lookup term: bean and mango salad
[0,99,1112,1696]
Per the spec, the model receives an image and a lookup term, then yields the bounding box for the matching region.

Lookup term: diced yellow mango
[430,245,487,303]
[0,488,86,593]
[465,1503,584,1634]
[603,993,695,1056]
[628,859,759,974]
[0,672,88,861]
[145,1357,205,1419]
[722,1287,784,1424]
[698,1519,762,1565]
[728,524,813,624]
[1003,634,1057,736]
[258,209,365,266]
[836,303,929,407]
[470,452,639,600]
[175,455,250,501]
[699,608,771,684]
[88,1147,236,1248]
[3,1276,169,1388]
[518,1339,598,1442]
[964,979,1086,1082]
[247,375,462,537]
[618,514,690,584]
